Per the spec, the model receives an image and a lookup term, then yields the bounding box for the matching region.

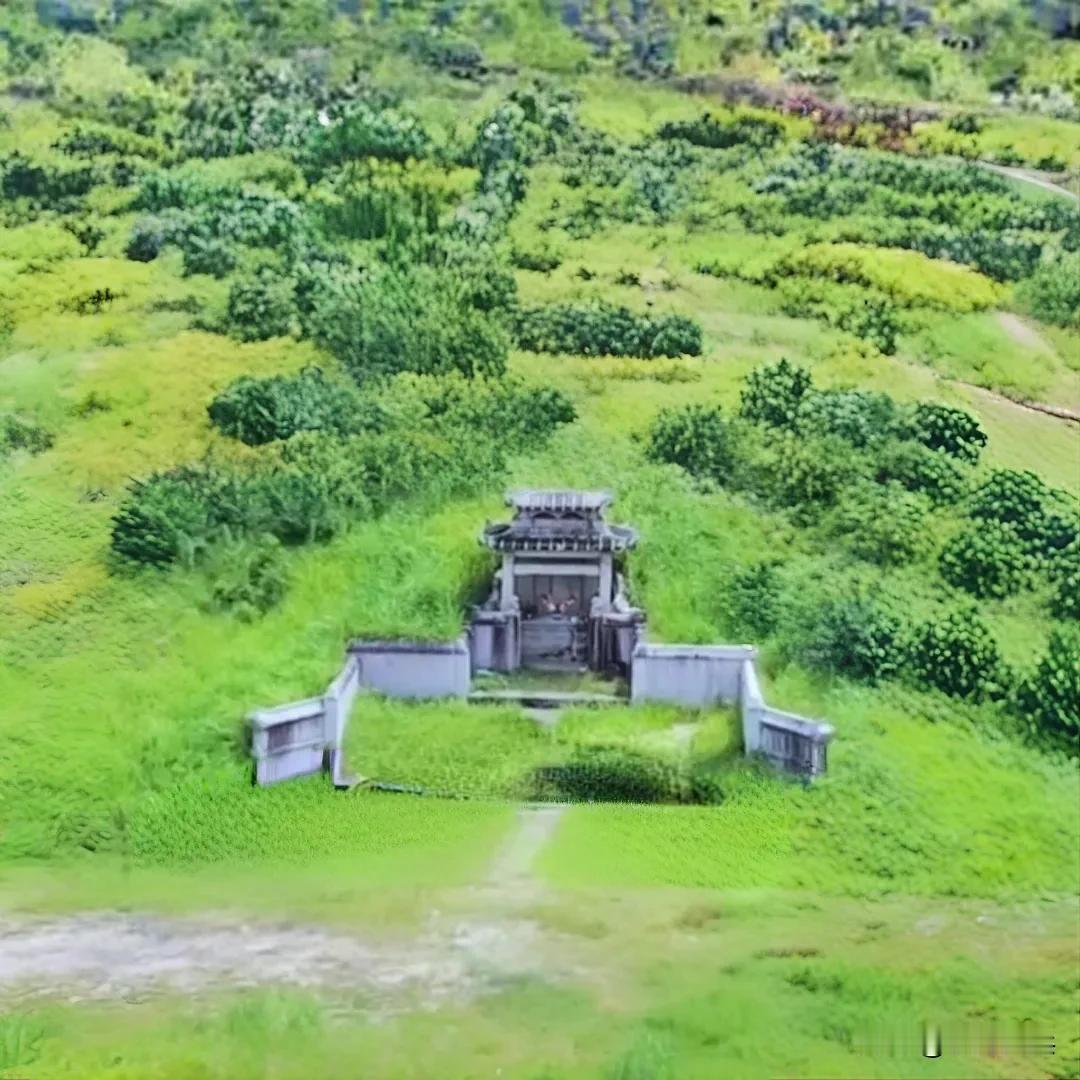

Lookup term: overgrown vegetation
[0,4,1077,1073]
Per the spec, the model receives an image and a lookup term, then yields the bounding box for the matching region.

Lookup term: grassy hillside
[0,2,1077,1077]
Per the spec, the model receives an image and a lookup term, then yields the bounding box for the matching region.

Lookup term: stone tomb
[470,490,644,673]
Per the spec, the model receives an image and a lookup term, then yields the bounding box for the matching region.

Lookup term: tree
[909,609,1006,700]
[1012,629,1080,753]
[739,359,813,429]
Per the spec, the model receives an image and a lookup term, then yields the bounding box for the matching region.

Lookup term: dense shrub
[739,359,812,429]
[905,402,987,463]
[1015,253,1080,328]
[658,112,784,151]
[1012,629,1080,753]
[727,561,785,639]
[126,214,179,262]
[514,302,702,358]
[207,368,385,445]
[797,389,898,448]
[305,100,431,169]
[775,279,901,354]
[417,374,576,449]
[207,535,288,620]
[831,482,930,565]
[181,237,238,278]
[222,272,298,342]
[755,433,857,518]
[532,745,686,803]
[1047,543,1080,620]
[967,469,1048,535]
[644,404,734,480]
[310,267,509,381]
[110,466,226,567]
[802,595,907,683]
[873,440,970,505]
[909,609,1006,700]
[939,521,1032,598]
[1,414,54,456]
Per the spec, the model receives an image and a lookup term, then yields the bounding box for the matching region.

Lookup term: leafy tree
[909,608,1006,700]
[797,388,899,448]
[1015,252,1080,328]
[1,414,54,456]
[1047,542,1080,621]
[644,404,734,480]
[756,432,858,519]
[110,466,225,567]
[739,358,812,429]
[207,535,288,621]
[207,368,385,446]
[873,439,970,505]
[905,402,987,463]
[939,521,1032,599]
[305,100,430,169]
[832,482,930,565]
[222,272,299,342]
[514,302,702,358]
[802,594,907,683]
[1012,629,1080,753]
[310,267,509,381]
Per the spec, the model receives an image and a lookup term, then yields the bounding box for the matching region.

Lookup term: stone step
[467,689,624,709]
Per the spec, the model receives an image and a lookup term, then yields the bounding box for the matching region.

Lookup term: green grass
[1,21,1078,1078]
[345,697,735,798]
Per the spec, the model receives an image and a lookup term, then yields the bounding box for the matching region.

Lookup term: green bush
[531,745,686,804]
[514,302,703,358]
[802,595,907,684]
[939,521,1032,599]
[831,482,930,566]
[797,389,898,448]
[1,414,54,456]
[1047,543,1080,621]
[110,466,226,567]
[968,469,1048,535]
[873,440,970,505]
[207,535,288,620]
[304,100,431,169]
[727,561,785,639]
[309,267,509,381]
[207,368,385,446]
[644,404,734,480]
[909,609,1006,700]
[417,374,576,449]
[181,236,238,278]
[739,358,812,429]
[1012,629,1080,753]
[222,272,298,342]
[755,432,858,519]
[1015,253,1080,328]
[658,112,784,151]
[905,402,987,463]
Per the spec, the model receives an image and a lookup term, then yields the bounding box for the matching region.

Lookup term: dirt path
[956,377,1080,424]
[0,807,573,1009]
[996,311,1053,353]
[977,162,1079,202]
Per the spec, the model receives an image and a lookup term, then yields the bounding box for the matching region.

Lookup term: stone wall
[251,638,469,787]
[629,643,833,779]
[250,697,328,786]
[630,643,756,706]
[348,638,471,699]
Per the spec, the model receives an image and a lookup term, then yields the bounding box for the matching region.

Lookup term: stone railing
[249,637,470,787]
[630,643,834,779]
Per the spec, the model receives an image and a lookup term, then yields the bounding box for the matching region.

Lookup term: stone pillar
[597,552,613,611]
[500,552,516,610]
